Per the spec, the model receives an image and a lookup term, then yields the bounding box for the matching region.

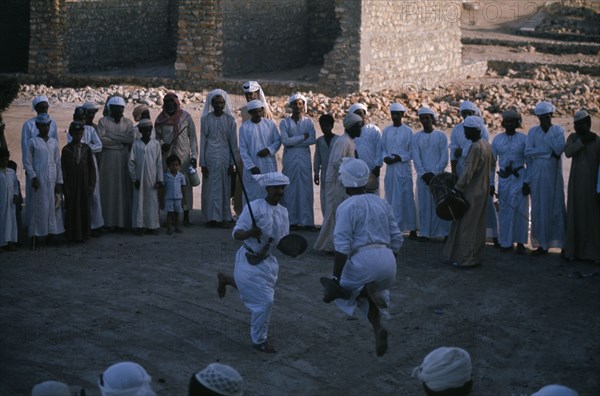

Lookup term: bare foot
[375,327,388,357]
[217,272,227,298]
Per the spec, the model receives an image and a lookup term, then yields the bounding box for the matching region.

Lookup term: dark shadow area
[0,0,30,73]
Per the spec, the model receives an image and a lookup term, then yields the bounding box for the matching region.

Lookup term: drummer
[443,116,495,268]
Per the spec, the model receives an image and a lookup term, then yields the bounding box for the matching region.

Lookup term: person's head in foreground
[31,380,70,396]
[412,347,473,396]
[188,362,244,396]
[463,116,484,143]
[530,384,579,396]
[98,361,155,396]
[340,158,369,195]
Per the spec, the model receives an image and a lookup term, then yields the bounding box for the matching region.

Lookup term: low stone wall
[66,0,178,73]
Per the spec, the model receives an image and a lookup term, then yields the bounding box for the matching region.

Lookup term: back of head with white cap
[573,109,590,123]
[98,361,155,396]
[412,347,472,392]
[339,158,370,188]
[31,380,71,396]
[193,363,244,396]
[531,384,579,396]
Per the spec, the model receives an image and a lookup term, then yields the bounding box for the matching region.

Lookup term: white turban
[31,381,70,396]
[202,88,234,119]
[107,96,126,107]
[411,347,472,392]
[98,362,156,396]
[531,384,579,396]
[390,103,407,112]
[288,93,308,113]
[255,172,290,187]
[195,363,244,396]
[343,113,363,130]
[242,81,260,93]
[82,101,100,110]
[534,101,555,116]
[459,100,479,114]
[246,99,264,113]
[339,158,370,188]
[32,95,49,112]
[464,115,485,130]
[574,109,590,122]
[348,103,368,116]
[132,104,149,122]
[418,107,437,119]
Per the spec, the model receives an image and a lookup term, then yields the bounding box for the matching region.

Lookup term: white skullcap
[107,96,126,107]
[343,113,363,129]
[246,99,264,113]
[195,363,244,396]
[464,115,485,130]
[390,103,407,112]
[531,384,579,396]
[31,381,70,396]
[32,95,49,111]
[288,93,308,113]
[82,101,100,110]
[411,347,472,392]
[534,101,555,116]
[98,361,156,396]
[137,118,153,128]
[348,103,368,115]
[574,109,590,122]
[459,100,479,113]
[242,81,260,93]
[255,172,290,187]
[339,158,370,188]
[418,107,436,119]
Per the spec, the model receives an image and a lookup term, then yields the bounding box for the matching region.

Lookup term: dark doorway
[0,0,30,73]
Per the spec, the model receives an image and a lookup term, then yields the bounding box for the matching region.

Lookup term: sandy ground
[2,2,600,394]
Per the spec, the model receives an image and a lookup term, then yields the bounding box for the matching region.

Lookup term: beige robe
[97,116,135,229]
[443,139,494,266]
[314,132,356,252]
[129,139,163,229]
[564,133,600,261]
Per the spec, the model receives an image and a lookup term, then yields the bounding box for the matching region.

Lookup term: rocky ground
[1,2,599,396]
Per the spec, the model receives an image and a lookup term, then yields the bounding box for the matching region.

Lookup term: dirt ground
[2,2,600,396]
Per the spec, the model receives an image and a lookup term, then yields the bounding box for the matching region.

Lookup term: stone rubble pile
[17,66,598,131]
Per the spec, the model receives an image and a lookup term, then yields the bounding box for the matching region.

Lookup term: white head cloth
[202,89,234,119]
[107,96,126,107]
[531,384,579,396]
[459,100,480,115]
[82,101,100,110]
[574,109,590,122]
[32,95,49,112]
[343,113,363,130]
[195,363,244,396]
[534,101,555,116]
[242,81,272,116]
[339,158,370,188]
[390,103,407,112]
[137,118,153,128]
[246,99,264,114]
[464,115,485,130]
[411,347,472,392]
[31,381,70,396]
[254,172,290,187]
[418,107,437,119]
[98,361,156,396]
[288,93,308,113]
[348,103,368,116]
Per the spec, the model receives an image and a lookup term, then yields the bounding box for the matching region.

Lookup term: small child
[61,121,96,242]
[7,160,23,245]
[129,119,163,235]
[164,154,186,235]
[0,147,19,251]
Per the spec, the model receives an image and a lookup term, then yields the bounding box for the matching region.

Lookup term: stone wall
[306,0,340,65]
[66,0,178,73]
[221,0,310,76]
[317,0,362,95]
[29,0,68,80]
[357,0,463,92]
